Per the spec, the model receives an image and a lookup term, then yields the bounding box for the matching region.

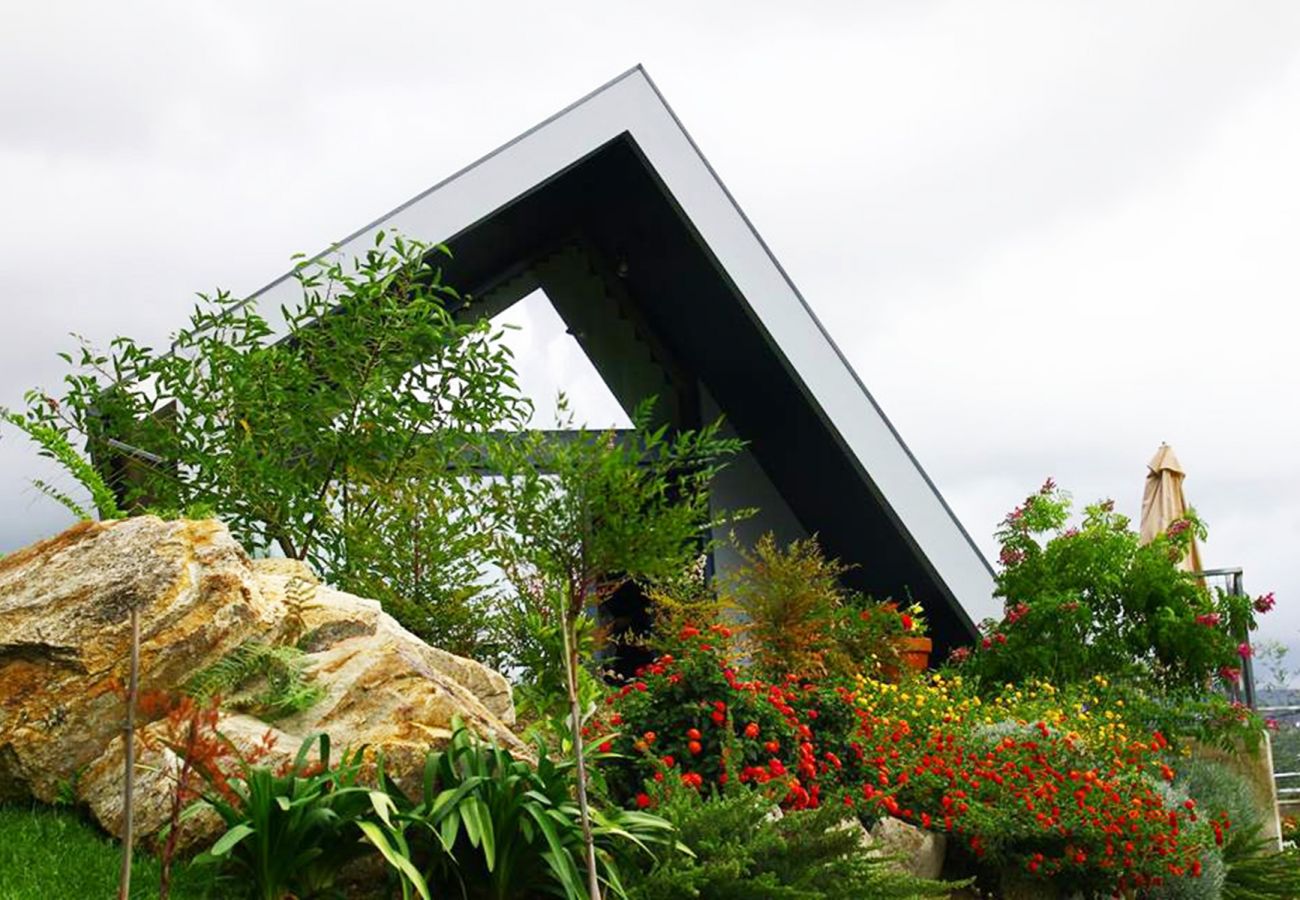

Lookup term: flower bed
[601,627,1229,894]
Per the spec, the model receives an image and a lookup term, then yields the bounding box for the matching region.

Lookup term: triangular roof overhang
[236,66,998,646]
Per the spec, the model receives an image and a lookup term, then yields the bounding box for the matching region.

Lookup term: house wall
[700,387,809,587]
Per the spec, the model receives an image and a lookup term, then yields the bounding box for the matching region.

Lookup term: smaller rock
[867,816,946,880]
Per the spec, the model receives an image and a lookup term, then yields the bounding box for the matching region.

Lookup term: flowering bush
[846,673,1219,893]
[965,480,1270,703]
[600,624,841,809]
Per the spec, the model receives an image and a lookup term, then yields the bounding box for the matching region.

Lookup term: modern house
[231,66,997,658]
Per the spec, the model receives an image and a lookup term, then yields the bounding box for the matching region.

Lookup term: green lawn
[0,804,214,899]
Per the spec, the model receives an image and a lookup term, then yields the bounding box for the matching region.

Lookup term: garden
[1,237,1296,899]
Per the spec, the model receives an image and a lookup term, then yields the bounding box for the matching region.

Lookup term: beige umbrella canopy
[1139,443,1204,573]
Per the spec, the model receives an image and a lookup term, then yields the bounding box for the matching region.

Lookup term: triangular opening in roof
[491,288,634,431]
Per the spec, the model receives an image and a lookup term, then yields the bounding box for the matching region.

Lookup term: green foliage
[0,407,122,519]
[622,787,955,899]
[0,804,213,899]
[387,719,675,900]
[193,734,396,900]
[10,234,527,656]
[487,395,741,897]
[722,533,848,679]
[1220,823,1300,899]
[184,641,323,720]
[963,480,1269,718]
[495,588,609,741]
[1173,759,1262,836]
[489,397,742,618]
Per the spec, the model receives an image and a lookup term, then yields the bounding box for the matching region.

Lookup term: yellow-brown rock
[0,517,522,842]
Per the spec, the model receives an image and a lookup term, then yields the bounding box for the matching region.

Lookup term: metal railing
[1196,567,1256,709]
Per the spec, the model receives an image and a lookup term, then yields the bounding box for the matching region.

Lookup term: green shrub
[1220,823,1300,899]
[966,480,1265,695]
[621,786,955,899]
[193,734,398,900]
[385,720,674,900]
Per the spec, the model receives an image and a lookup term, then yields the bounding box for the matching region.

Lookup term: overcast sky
[3,2,1298,670]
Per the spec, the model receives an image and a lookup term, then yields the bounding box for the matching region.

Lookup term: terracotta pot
[899,636,932,673]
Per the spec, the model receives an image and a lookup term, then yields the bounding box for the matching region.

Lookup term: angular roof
[239,65,998,646]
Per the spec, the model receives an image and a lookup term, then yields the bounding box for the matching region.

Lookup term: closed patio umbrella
[1139,443,1204,574]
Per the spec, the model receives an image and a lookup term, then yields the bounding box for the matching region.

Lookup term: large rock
[0,517,523,842]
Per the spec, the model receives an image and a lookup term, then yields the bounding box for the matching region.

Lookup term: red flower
[744,722,760,739]
[598,741,612,753]
[1255,592,1276,614]
[900,613,914,631]
[635,793,652,809]
[688,740,703,755]
[1238,642,1253,659]
[686,727,702,740]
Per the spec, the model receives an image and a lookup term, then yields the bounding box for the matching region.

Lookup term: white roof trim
[240,65,999,626]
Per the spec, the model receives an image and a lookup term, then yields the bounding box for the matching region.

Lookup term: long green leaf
[208,823,256,858]
[357,820,432,900]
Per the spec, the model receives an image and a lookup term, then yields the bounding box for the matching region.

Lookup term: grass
[0,803,215,899]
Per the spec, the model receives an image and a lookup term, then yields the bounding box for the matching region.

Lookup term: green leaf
[208,823,255,858]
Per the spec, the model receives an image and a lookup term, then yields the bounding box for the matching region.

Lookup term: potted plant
[895,603,931,673]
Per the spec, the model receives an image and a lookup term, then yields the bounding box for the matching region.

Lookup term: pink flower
[1254,592,1276,614]
[1195,613,1222,627]
[1238,642,1254,659]
[1219,665,1242,683]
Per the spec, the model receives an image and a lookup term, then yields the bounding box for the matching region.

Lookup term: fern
[31,478,90,519]
[185,641,323,720]
[1,408,121,519]
[283,575,318,648]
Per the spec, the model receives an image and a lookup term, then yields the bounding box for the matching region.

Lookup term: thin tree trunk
[117,604,140,900]
[561,606,602,900]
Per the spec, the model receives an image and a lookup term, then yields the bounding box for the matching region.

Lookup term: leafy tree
[965,480,1267,697]
[487,398,741,900]
[3,235,528,654]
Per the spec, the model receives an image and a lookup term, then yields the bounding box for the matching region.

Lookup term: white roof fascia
[238,65,999,626]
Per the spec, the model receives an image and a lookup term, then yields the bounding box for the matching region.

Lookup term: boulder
[0,517,523,842]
